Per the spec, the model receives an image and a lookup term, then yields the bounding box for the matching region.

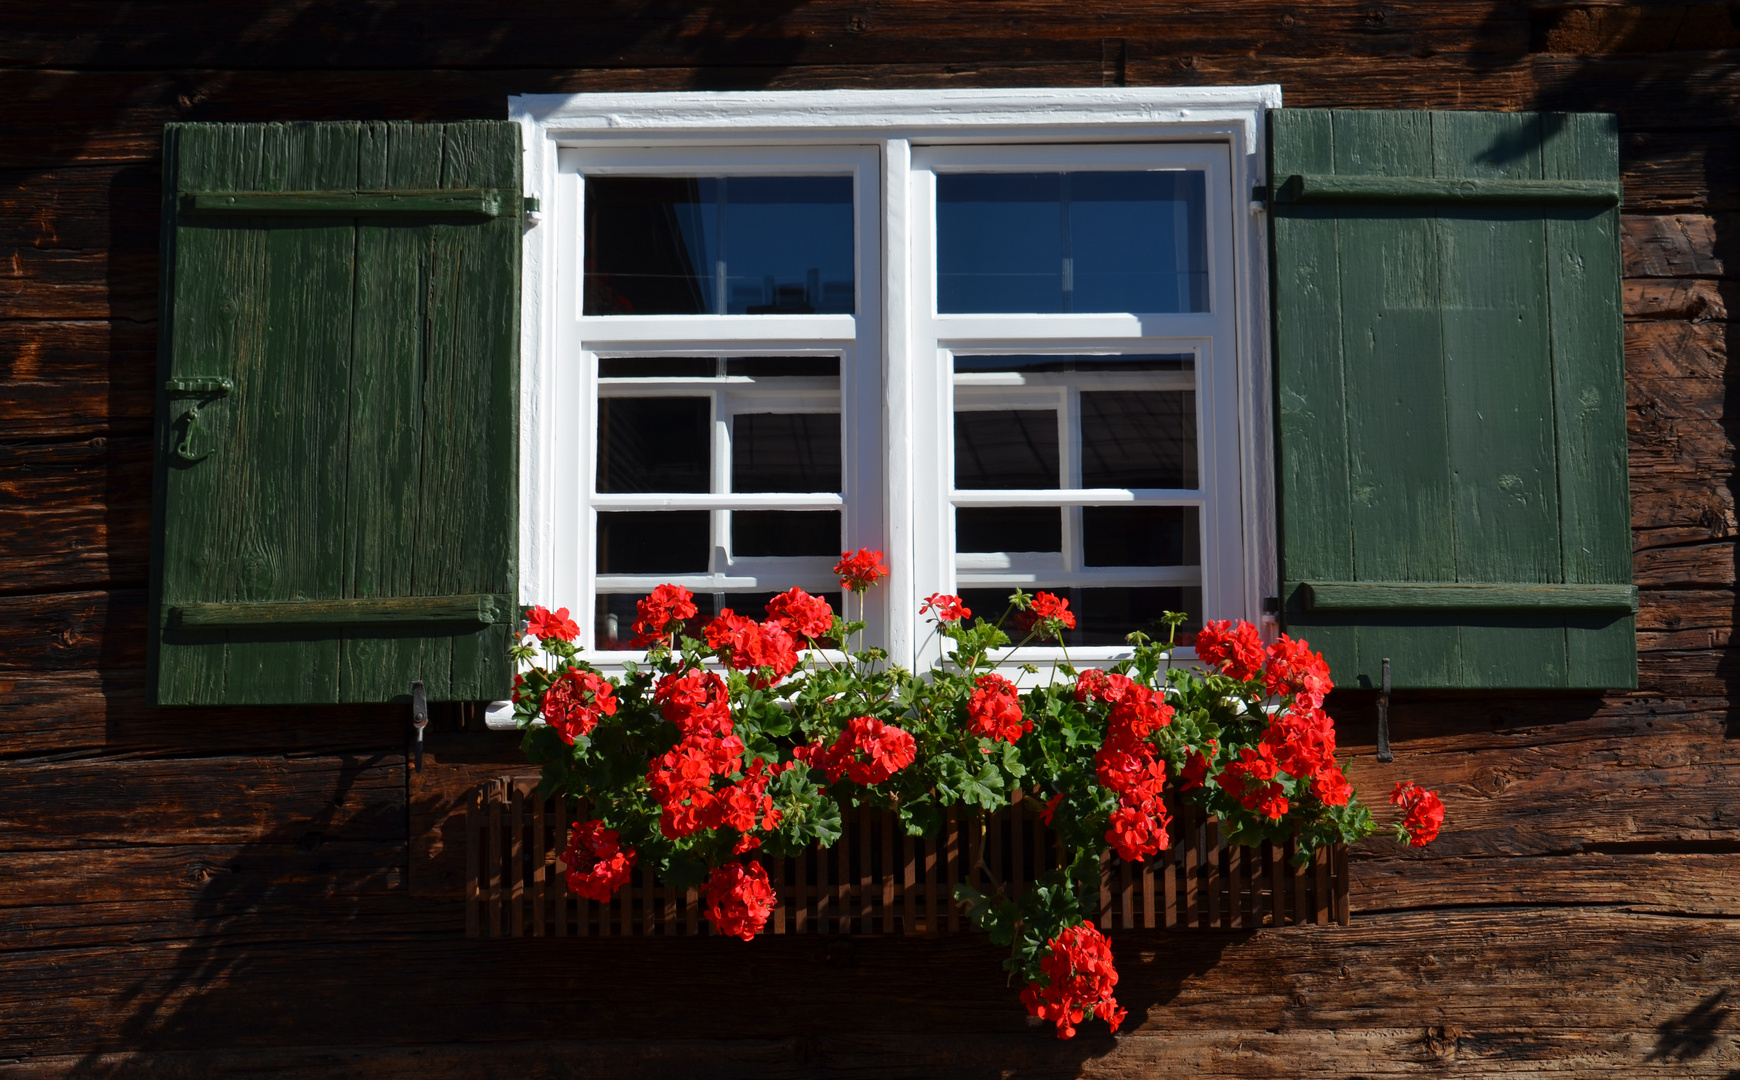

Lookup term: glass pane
[936,171,1207,314]
[1072,586,1202,647]
[955,409,1059,489]
[597,511,709,574]
[1082,506,1200,567]
[956,507,1062,553]
[726,357,840,378]
[732,413,841,493]
[733,510,841,557]
[597,397,710,494]
[954,353,1194,374]
[599,357,716,378]
[1080,391,1197,489]
[956,586,1201,647]
[584,176,854,316]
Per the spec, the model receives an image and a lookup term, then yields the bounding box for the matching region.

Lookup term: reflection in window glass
[584,177,855,315]
[1080,391,1197,489]
[1083,506,1199,567]
[955,410,1059,489]
[732,414,841,493]
[597,398,710,493]
[956,507,1062,553]
[596,511,709,574]
[732,510,841,557]
[937,171,1207,314]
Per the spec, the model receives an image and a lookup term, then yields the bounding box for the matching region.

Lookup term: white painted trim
[511,86,1281,675]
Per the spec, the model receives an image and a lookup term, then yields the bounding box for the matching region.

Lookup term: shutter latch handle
[1375,657,1394,763]
[164,378,233,464]
[411,680,429,772]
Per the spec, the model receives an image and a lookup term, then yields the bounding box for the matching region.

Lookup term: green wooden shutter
[150,122,521,705]
[1269,109,1634,690]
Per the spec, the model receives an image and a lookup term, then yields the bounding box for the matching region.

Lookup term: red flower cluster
[559,819,636,902]
[834,548,889,594]
[646,668,781,844]
[764,587,834,642]
[630,584,698,647]
[525,605,579,643]
[542,667,618,745]
[1391,781,1445,846]
[1220,743,1289,820]
[1193,618,1268,681]
[1014,591,1075,640]
[705,860,778,940]
[1019,922,1126,1039]
[799,716,917,786]
[1178,739,1217,792]
[921,592,971,623]
[1078,670,1174,861]
[704,610,798,687]
[966,673,1030,744]
[1264,632,1333,711]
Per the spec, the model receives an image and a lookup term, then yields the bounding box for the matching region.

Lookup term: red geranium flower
[630,584,698,647]
[705,861,778,941]
[1014,591,1075,640]
[1019,922,1125,1039]
[1311,761,1353,807]
[704,610,799,687]
[1106,803,1170,863]
[653,668,732,738]
[541,667,617,744]
[921,592,971,623]
[833,548,889,593]
[1178,740,1218,792]
[559,819,636,902]
[1193,618,1268,682]
[965,673,1030,744]
[810,716,916,786]
[1220,743,1289,820]
[764,587,834,642]
[524,605,579,643]
[1391,781,1445,846]
[1265,632,1333,711]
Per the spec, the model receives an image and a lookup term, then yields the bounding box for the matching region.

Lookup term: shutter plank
[1334,110,1460,686]
[1433,112,1569,687]
[1544,114,1636,689]
[415,121,519,701]
[1269,110,1359,667]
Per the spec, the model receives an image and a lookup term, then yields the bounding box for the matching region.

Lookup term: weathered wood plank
[0,320,155,439]
[1633,540,1735,587]
[0,912,1732,1055]
[0,588,147,670]
[0,669,404,759]
[1621,213,1728,278]
[0,843,404,908]
[0,754,406,848]
[0,2,1531,71]
[0,436,151,513]
[1626,277,1732,320]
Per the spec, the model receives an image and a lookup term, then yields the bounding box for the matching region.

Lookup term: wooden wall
[3,3,1737,1075]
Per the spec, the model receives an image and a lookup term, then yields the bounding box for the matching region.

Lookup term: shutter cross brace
[412,680,429,772]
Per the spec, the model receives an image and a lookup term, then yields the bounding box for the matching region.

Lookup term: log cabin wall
[1,3,1736,1075]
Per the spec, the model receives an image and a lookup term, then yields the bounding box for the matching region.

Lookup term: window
[516,90,1277,674]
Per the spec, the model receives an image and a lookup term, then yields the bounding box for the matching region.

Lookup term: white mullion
[1062,384,1082,576]
[951,488,1202,507]
[957,565,1201,590]
[712,387,729,580]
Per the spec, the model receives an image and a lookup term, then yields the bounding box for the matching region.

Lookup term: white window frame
[511,86,1282,686]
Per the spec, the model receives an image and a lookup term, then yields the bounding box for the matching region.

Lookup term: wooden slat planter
[464,776,1350,938]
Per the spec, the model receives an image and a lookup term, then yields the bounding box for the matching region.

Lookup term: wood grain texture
[0,4,1735,1077]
